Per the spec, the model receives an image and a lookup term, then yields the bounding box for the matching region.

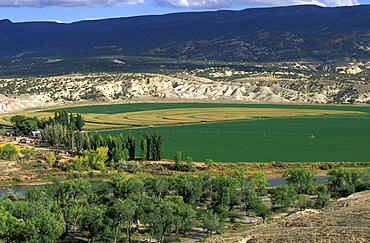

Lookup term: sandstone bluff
[0,72,369,113]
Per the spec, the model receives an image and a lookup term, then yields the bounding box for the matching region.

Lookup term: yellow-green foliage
[45,152,56,165]
[71,147,109,171]
[0,144,20,160]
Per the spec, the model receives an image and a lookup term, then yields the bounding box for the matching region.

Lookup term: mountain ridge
[1,5,370,60]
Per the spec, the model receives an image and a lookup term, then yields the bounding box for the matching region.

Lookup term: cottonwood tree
[284,168,316,194]
[139,198,188,243]
[175,175,202,205]
[0,206,19,242]
[247,171,268,195]
[201,210,225,236]
[78,205,108,243]
[270,185,297,211]
[107,198,137,243]
[0,144,20,160]
[144,176,171,199]
[210,174,240,216]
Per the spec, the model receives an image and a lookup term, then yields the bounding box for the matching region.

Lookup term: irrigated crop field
[2,103,369,163]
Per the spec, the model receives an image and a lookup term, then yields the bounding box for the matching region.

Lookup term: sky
[0,0,369,23]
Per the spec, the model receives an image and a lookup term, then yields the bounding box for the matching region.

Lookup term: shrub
[0,144,20,160]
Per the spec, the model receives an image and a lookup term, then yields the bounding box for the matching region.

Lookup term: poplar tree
[127,134,135,160]
[140,132,151,160]
[151,132,163,161]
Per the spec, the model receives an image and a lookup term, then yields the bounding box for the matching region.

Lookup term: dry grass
[83,107,361,128]
[0,107,362,130]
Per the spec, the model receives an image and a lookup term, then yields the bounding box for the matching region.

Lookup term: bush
[337,185,355,197]
[163,236,181,243]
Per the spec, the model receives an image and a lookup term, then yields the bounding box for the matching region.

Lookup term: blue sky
[1,0,369,23]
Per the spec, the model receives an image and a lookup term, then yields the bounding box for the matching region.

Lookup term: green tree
[111,148,129,163]
[75,113,85,131]
[175,175,202,205]
[106,134,123,161]
[314,184,331,208]
[54,109,69,125]
[10,115,39,135]
[107,198,137,243]
[254,203,271,223]
[0,144,20,160]
[205,158,215,170]
[127,133,136,160]
[211,175,239,216]
[1,200,65,243]
[44,176,68,205]
[89,132,105,150]
[270,185,297,210]
[151,132,163,161]
[201,210,225,236]
[284,168,316,194]
[327,167,346,194]
[64,129,74,150]
[174,151,182,164]
[0,206,19,243]
[140,132,151,160]
[78,205,108,243]
[172,198,196,236]
[45,152,56,166]
[74,132,83,151]
[247,171,268,195]
[139,199,180,243]
[109,175,144,200]
[297,194,307,210]
[42,123,67,148]
[20,119,38,135]
[343,168,364,187]
[241,188,264,215]
[82,132,90,150]
[144,175,171,199]
[10,115,27,133]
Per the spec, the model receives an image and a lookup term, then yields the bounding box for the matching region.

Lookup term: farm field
[1,102,369,163]
[103,115,370,163]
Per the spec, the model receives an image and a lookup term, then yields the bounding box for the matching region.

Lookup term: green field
[78,103,369,163]
[5,102,370,163]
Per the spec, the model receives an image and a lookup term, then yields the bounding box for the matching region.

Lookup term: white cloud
[0,0,359,8]
[152,0,360,9]
[0,0,145,8]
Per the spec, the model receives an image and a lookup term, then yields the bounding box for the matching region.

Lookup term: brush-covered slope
[1,5,370,60]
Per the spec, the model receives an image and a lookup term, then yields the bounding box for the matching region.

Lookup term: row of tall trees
[69,132,163,171]
[10,110,85,136]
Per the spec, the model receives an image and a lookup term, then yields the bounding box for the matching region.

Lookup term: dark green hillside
[1,5,370,60]
[112,31,370,62]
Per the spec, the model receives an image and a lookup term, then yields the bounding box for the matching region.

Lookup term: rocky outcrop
[120,78,329,103]
[0,95,22,113]
[0,73,368,113]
